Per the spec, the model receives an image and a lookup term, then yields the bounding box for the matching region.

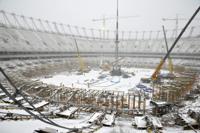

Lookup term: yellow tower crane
[74,39,88,73]
[162,25,174,74]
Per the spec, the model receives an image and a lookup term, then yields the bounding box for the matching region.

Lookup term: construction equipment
[151,6,200,81]
[93,4,138,74]
[162,25,174,74]
[100,57,125,71]
[100,61,111,71]
[111,57,125,66]
[162,15,200,37]
[92,15,139,23]
[145,116,163,133]
[74,39,89,73]
[92,15,139,38]
[93,0,139,75]
[0,67,79,132]
[162,14,200,37]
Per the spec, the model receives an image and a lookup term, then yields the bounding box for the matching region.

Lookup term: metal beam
[151,6,200,80]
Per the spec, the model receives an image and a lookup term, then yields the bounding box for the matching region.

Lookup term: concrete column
[133,95,135,109]
[128,94,130,109]
[116,92,119,109]
[121,95,124,108]
[138,94,141,110]
[143,97,146,114]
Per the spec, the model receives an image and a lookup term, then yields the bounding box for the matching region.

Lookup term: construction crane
[74,39,88,73]
[162,15,200,37]
[162,25,174,74]
[93,0,139,75]
[151,6,200,81]
[92,15,139,39]
[92,15,139,27]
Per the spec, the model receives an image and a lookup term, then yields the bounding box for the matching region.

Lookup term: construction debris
[56,107,79,118]
[102,112,116,126]
[34,127,58,133]
[88,112,104,124]
[132,115,163,131]
[150,100,172,116]
[25,100,49,111]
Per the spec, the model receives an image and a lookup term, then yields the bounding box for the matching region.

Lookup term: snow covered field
[0,116,197,133]
[97,117,197,133]
[0,67,199,133]
[39,68,157,93]
[0,113,91,133]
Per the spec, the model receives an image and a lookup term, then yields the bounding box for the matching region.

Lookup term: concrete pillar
[110,95,114,109]
[121,95,124,108]
[143,97,146,114]
[138,94,141,110]
[133,95,135,109]
[116,92,119,109]
[128,94,130,109]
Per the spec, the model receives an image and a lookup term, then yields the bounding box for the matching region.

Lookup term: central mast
[111,0,121,76]
[115,0,119,62]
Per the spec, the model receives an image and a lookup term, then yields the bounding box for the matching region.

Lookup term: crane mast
[151,6,200,81]
[74,39,87,73]
[115,0,119,67]
[162,15,200,38]
[162,25,174,74]
[110,0,121,76]
[92,1,138,75]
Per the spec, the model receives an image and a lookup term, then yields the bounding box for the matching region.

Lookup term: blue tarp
[136,83,153,93]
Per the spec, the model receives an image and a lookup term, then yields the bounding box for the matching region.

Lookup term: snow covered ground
[0,67,199,133]
[0,116,197,133]
[39,68,159,93]
[0,112,91,133]
[97,117,198,133]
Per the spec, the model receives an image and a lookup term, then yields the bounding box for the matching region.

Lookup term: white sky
[0,0,199,31]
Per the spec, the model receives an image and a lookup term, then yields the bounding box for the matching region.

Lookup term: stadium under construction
[0,1,200,133]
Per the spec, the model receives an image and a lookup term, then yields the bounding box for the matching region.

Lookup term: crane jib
[151,6,200,80]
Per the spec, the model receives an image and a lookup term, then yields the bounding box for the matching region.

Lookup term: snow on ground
[0,101,16,107]
[96,117,198,133]
[2,67,187,133]
[1,115,197,133]
[0,108,40,115]
[39,68,158,93]
[0,112,91,133]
